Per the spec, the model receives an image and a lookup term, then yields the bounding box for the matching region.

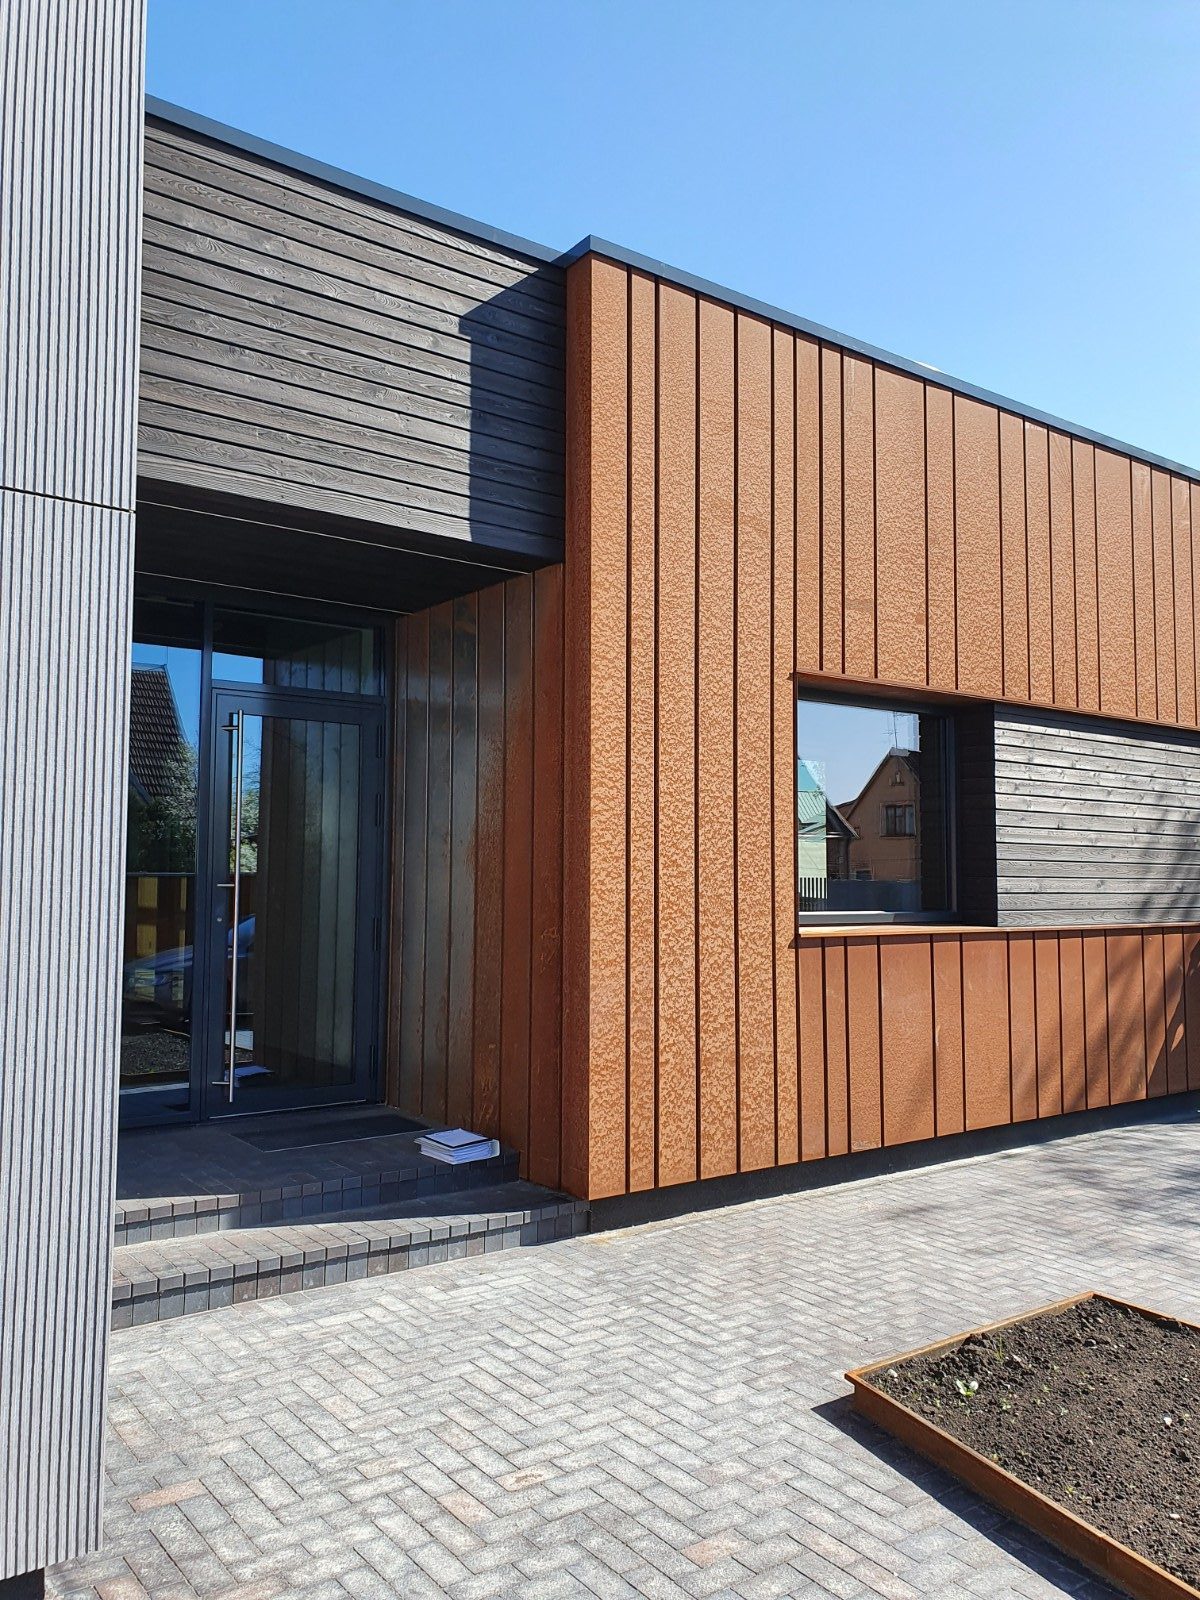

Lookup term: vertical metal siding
[563,251,1200,1202]
[0,0,143,1578]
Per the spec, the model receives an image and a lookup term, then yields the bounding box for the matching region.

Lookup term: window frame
[795,686,959,927]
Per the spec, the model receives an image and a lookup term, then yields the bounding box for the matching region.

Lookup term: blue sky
[148,0,1199,471]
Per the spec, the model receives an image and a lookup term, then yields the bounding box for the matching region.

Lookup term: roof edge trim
[144,95,563,267]
[562,235,1200,484]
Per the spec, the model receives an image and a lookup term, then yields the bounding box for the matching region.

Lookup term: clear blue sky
[147,1,1198,471]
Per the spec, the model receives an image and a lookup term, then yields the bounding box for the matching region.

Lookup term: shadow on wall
[460,264,565,560]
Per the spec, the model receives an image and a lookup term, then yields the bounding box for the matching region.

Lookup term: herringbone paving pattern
[50,1114,1200,1599]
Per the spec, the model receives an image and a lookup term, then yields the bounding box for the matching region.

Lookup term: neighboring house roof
[839,746,918,824]
[826,803,857,841]
[128,665,184,804]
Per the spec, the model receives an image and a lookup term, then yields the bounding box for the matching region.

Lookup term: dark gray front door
[202,689,384,1118]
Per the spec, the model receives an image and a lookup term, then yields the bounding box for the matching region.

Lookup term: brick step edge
[111,1199,588,1327]
[113,1150,521,1245]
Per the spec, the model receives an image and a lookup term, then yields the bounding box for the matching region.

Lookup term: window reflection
[121,599,202,1105]
[796,695,954,920]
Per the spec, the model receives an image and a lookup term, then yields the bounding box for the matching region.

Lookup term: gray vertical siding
[0,0,143,1581]
[995,707,1200,925]
[139,113,565,560]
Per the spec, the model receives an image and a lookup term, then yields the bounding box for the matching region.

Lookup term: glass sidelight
[208,694,380,1115]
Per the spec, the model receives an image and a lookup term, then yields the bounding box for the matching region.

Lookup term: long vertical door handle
[225,709,245,1103]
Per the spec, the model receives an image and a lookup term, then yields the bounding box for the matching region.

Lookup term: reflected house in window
[839,747,922,895]
[796,757,857,907]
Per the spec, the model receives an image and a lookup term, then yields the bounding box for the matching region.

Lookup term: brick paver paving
[50,1114,1200,1600]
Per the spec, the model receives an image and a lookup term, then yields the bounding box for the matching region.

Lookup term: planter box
[846,1292,1200,1600]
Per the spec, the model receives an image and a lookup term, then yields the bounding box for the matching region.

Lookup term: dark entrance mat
[234,1112,425,1151]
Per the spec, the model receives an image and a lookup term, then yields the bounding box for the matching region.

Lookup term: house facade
[6,5,1200,1591]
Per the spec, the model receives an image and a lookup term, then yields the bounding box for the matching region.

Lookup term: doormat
[235,1111,425,1151]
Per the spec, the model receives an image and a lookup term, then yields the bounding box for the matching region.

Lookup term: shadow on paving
[815,1396,1122,1599]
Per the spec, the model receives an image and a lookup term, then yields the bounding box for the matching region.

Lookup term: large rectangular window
[796,693,955,922]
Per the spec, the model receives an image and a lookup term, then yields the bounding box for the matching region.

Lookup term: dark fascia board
[561,235,1200,485]
[141,97,1198,485]
[144,95,562,268]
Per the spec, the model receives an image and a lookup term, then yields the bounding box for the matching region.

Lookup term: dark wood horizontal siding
[386,569,564,1188]
[995,710,1200,924]
[139,118,565,560]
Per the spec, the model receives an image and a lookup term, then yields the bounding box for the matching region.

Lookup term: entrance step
[111,1181,588,1327]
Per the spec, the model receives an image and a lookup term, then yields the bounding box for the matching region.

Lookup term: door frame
[197,684,386,1121]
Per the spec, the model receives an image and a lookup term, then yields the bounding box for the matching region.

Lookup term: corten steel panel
[955,396,1003,699]
[447,594,479,1128]
[925,386,957,694]
[875,368,927,687]
[1,1,144,1578]
[627,271,658,1192]
[880,937,936,1146]
[1007,935,1039,1123]
[529,567,565,1187]
[1185,929,1200,1093]
[386,574,564,1187]
[1107,932,1149,1104]
[797,940,828,1161]
[1025,423,1055,706]
[473,583,506,1135]
[999,411,1030,701]
[1082,933,1111,1110]
[1049,431,1078,708]
[772,328,801,1167]
[932,937,966,1136]
[1152,471,1178,721]
[736,315,778,1173]
[1095,450,1136,720]
[1164,930,1188,1098]
[794,336,822,674]
[1072,441,1101,715]
[823,941,850,1158]
[846,939,882,1152]
[1058,932,1088,1115]
[500,579,534,1157]
[655,284,699,1188]
[961,936,1012,1131]
[842,354,876,682]
[820,347,844,675]
[1034,934,1064,1118]
[1131,463,1157,719]
[1175,477,1198,727]
[1144,931,1170,1099]
[696,298,738,1180]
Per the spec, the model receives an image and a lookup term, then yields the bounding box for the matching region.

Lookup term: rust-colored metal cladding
[875,367,927,688]
[696,298,737,1182]
[1007,935,1039,1123]
[500,579,534,1157]
[1165,929,1189,1098]
[932,936,966,1136]
[528,567,564,1188]
[1096,448,1136,720]
[447,593,479,1130]
[1024,422,1054,706]
[794,336,821,674]
[879,936,935,1146]
[798,939,828,1161]
[999,410,1029,701]
[846,938,881,1153]
[1049,431,1078,709]
[627,270,658,1194]
[1082,932,1111,1111]
[1107,931,1149,1104]
[1073,439,1101,715]
[473,584,506,1137]
[1034,933,1064,1119]
[846,1293,1200,1600]
[736,315,778,1173]
[1058,932,1088,1116]
[954,396,1003,699]
[1186,929,1200,1093]
[961,936,1011,1131]
[820,346,844,675]
[1132,462,1157,720]
[824,941,850,1158]
[925,386,957,694]
[1145,931,1170,1099]
[1173,477,1197,726]
[772,327,800,1168]
[842,355,876,682]
[1153,470,1178,722]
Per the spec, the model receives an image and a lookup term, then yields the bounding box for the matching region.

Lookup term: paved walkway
[50,1112,1200,1600]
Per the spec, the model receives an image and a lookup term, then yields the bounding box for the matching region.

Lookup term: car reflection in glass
[122,915,255,1029]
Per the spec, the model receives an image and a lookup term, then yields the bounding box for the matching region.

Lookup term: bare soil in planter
[874,1298,1200,1589]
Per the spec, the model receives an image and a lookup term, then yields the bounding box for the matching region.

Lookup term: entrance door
[202,690,384,1117]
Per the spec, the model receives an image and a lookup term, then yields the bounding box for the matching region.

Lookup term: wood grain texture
[387,573,564,1187]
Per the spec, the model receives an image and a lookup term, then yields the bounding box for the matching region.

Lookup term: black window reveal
[796,693,955,922]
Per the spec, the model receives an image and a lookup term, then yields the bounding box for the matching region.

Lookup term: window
[796,692,955,922]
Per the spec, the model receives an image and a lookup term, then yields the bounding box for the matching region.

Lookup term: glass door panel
[208,695,377,1115]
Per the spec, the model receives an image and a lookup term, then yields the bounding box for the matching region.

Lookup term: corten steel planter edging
[845,1291,1200,1600]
